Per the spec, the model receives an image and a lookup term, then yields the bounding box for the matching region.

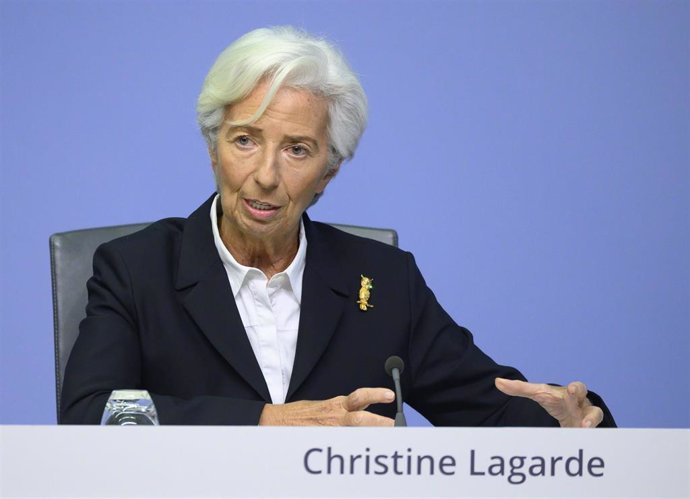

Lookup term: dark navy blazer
[61,195,615,426]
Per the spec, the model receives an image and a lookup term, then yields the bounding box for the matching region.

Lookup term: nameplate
[1,426,687,497]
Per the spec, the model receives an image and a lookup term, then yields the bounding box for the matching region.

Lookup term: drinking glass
[101,389,159,425]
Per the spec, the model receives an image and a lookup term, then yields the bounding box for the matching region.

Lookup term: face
[211,82,337,247]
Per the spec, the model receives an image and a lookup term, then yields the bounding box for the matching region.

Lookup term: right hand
[259,387,395,426]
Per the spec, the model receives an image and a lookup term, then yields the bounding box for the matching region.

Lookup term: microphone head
[385,355,405,376]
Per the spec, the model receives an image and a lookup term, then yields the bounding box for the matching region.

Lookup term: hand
[495,378,604,428]
[259,387,396,426]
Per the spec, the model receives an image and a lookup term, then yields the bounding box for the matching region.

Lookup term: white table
[1,426,688,498]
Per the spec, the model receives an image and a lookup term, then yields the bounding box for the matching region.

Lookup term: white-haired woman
[62,27,614,428]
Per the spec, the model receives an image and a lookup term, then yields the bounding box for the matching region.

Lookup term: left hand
[495,378,604,428]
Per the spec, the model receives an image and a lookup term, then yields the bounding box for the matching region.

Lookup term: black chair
[49,221,398,420]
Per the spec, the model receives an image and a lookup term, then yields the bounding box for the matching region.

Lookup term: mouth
[247,199,278,210]
[243,198,280,219]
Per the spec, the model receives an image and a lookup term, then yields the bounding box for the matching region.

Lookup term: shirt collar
[210,194,307,302]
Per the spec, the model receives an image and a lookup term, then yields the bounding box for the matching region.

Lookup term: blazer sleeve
[403,252,616,427]
[60,242,266,425]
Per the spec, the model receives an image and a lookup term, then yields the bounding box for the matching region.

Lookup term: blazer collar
[176,194,221,289]
[175,194,270,401]
[174,194,352,403]
[286,214,351,400]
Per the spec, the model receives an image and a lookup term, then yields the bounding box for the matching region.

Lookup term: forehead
[225,82,329,138]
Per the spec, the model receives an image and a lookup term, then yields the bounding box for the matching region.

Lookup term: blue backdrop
[1,0,688,427]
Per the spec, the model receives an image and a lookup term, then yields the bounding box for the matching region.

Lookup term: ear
[316,161,341,193]
[208,145,218,171]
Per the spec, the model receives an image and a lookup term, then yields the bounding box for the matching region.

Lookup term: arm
[61,239,395,426]
[60,242,266,425]
[495,378,615,428]
[403,252,615,427]
[258,388,394,426]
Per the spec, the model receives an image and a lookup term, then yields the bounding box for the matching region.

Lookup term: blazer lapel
[286,215,350,401]
[175,195,271,402]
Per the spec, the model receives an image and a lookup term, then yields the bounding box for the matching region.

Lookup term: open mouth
[247,199,277,211]
[244,199,280,218]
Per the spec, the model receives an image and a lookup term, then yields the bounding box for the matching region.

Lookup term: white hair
[197,26,368,173]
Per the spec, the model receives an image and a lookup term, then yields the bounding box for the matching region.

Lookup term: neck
[218,217,300,279]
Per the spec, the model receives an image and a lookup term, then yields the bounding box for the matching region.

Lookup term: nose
[253,149,280,190]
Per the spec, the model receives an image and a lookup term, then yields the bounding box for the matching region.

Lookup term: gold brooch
[357,275,374,311]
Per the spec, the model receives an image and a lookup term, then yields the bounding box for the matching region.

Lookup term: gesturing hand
[495,378,604,428]
[259,387,396,426]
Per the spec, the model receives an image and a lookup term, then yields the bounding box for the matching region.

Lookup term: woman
[62,27,614,428]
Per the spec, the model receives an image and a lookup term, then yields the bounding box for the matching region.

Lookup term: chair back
[50,221,397,419]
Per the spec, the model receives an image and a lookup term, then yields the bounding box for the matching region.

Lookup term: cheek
[286,174,327,204]
[215,155,248,191]
[316,171,333,192]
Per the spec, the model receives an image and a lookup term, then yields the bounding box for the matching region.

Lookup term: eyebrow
[225,124,263,137]
[285,135,320,152]
[225,124,321,152]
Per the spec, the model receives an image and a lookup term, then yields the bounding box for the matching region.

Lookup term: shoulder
[99,194,215,260]
[87,218,187,292]
[309,220,406,257]
[100,217,186,257]
[306,219,415,284]
[91,195,218,289]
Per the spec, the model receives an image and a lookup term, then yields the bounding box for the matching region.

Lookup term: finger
[563,382,589,423]
[566,381,589,402]
[344,387,395,412]
[495,378,552,399]
[581,405,604,428]
[344,410,395,427]
[563,384,585,418]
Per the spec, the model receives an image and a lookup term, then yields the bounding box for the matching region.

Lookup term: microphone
[384,355,407,427]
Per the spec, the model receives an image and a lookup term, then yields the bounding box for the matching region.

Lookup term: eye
[288,145,309,157]
[234,135,253,148]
